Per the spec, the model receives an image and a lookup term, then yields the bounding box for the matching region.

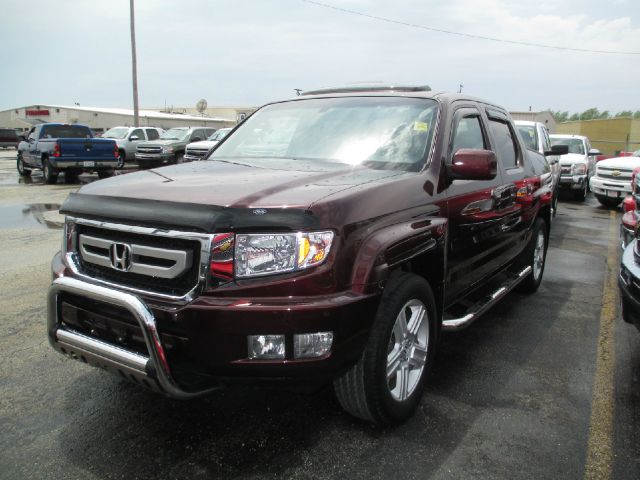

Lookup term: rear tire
[516,218,548,294]
[42,158,58,184]
[596,196,622,208]
[97,169,114,179]
[175,152,185,164]
[17,154,31,176]
[333,272,437,425]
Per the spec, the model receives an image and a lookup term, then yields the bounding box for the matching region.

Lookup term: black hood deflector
[60,193,320,233]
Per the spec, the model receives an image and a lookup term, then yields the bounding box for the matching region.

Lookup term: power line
[301,0,640,55]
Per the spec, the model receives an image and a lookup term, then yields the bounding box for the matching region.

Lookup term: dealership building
[0,104,257,134]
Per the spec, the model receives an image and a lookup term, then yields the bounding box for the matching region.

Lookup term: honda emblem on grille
[109,242,132,271]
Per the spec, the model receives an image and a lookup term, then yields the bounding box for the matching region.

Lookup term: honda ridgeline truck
[48,85,555,425]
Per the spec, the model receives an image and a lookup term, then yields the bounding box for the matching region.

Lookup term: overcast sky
[1,0,639,113]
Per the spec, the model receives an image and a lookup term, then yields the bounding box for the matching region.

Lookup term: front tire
[574,182,587,201]
[175,152,185,164]
[116,150,126,169]
[596,196,622,208]
[17,154,31,176]
[517,218,548,293]
[334,272,437,425]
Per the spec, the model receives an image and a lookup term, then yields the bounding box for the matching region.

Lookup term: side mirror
[129,135,140,141]
[545,144,568,156]
[588,148,602,156]
[449,149,497,181]
[28,138,35,143]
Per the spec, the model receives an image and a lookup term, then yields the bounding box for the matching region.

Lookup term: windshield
[41,125,92,139]
[160,128,189,141]
[102,127,129,139]
[211,97,438,171]
[516,125,537,151]
[633,150,640,157]
[551,137,585,155]
[208,128,232,141]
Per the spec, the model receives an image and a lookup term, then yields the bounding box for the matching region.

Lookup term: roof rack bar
[301,84,432,96]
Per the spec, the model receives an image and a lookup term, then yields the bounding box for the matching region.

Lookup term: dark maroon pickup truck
[48,85,555,424]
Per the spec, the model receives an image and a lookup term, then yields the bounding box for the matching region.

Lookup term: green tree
[579,108,601,120]
[634,111,640,119]
[615,110,633,117]
[597,110,610,119]
[551,110,569,122]
[569,113,580,121]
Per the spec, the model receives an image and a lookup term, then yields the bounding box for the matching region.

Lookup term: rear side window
[489,119,518,169]
[145,129,160,140]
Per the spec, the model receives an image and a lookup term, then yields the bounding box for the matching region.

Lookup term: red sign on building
[25,109,50,116]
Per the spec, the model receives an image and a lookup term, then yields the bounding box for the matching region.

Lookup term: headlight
[162,146,174,153]
[572,163,587,175]
[235,231,334,278]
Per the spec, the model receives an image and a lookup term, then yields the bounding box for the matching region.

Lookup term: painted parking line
[584,209,619,480]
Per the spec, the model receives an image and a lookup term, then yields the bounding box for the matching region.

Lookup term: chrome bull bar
[47,276,220,399]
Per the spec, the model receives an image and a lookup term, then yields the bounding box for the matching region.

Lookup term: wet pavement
[0,150,639,479]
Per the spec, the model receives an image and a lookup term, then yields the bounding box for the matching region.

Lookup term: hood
[139,139,185,147]
[75,158,409,210]
[187,140,219,150]
[596,155,640,169]
[559,153,587,166]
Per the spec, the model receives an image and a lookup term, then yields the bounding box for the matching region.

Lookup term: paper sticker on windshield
[413,121,429,132]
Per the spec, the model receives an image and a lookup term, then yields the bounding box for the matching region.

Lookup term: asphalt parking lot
[0,149,639,480]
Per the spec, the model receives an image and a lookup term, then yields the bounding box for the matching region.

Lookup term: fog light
[247,335,285,359]
[294,332,333,359]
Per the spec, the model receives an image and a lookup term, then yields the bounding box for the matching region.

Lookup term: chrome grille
[185,148,209,159]
[68,220,212,300]
[137,146,162,154]
[597,166,633,181]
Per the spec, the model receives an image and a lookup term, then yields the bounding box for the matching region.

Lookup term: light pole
[130,0,139,127]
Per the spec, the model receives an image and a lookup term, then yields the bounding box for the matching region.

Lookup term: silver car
[102,126,165,168]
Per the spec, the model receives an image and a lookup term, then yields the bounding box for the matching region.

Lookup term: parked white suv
[590,150,640,207]
[102,126,165,168]
[183,128,232,162]
[549,134,601,201]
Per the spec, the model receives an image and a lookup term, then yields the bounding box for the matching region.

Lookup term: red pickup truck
[48,85,557,424]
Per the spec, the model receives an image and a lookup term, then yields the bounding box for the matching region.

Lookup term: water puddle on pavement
[0,203,63,229]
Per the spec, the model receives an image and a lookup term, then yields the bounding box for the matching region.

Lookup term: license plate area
[606,190,619,198]
[83,161,95,167]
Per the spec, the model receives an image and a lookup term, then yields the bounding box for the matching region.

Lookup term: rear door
[445,105,516,302]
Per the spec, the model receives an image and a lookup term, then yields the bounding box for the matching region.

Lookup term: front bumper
[590,176,631,199]
[48,266,380,397]
[619,240,640,332]
[135,153,175,165]
[559,174,587,190]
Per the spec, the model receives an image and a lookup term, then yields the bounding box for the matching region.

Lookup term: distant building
[0,104,255,134]
[556,117,640,156]
[509,111,557,133]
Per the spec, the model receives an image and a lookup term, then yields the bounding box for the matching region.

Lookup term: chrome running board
[442,266,532,332]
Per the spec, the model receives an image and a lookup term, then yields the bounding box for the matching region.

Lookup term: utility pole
[130,0,140,127]
[458,84,463,94]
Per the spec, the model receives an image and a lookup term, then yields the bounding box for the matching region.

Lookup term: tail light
[210,233,234,281]
[53,143,61,157]
[114,144,119,158]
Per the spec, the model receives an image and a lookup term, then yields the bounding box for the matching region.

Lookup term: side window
[146,129,160,140]
[130,128,144,140]
[191,129,204,141]
[488,119,518,169]
[451,116,486,154]
[205,128,216,138]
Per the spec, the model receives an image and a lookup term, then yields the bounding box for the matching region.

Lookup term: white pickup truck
[590,150,640,207]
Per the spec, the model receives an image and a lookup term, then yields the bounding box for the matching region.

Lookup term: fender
[349,213,448,294]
